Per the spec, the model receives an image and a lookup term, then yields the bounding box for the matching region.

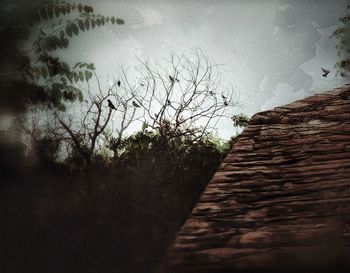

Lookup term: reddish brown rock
[160,84,350,273]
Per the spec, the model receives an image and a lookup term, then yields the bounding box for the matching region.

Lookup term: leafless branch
[121,48,238,140]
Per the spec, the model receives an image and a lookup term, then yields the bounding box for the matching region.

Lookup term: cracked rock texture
[160,84,350,273]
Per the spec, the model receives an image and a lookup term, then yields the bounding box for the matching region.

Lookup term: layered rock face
[161,84,350,273]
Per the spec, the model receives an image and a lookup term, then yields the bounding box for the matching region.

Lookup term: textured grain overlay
[161,84,350,273]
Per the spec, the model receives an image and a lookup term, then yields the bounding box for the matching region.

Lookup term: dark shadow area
[0,135,227,273]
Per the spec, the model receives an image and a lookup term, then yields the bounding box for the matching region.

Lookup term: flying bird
[321,68,330,77]
[117,80,121,87]
[132,101,141,108]
[107,99,117,110]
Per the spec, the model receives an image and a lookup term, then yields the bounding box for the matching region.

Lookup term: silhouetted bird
[321,68,330,77]
[132,101,141,108]
[117,80,121,87]
[140,83,144,87]
[169,75,179,83]
[167,99,171,105]
[107,99,117,110]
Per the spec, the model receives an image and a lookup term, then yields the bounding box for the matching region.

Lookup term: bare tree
[24,49,238,164]
[120,48,239,141]
[52,73,139,164]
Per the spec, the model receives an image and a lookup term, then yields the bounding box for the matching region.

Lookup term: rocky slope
[160,84,350,273]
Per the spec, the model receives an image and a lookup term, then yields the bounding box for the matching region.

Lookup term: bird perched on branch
[321,68,330,77]
[107,99,117,110]
[169,75,179,83]
[132,101,141,108]
[117,80,121,87]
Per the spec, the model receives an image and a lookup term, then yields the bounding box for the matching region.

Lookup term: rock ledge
[161,84,350,273]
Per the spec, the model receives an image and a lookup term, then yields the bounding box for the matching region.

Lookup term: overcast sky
[2,0,348,139]
[55,0,347,138]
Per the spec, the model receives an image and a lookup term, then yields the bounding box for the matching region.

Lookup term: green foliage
[119,128,225,173]
[0,0,124,113]
[332,3,350,77]
[0,3,241,271]
[26,1,124,100]
[108,127,227,221]
[231,113,250,127]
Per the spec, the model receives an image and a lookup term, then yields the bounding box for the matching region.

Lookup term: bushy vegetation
[0,124,235,273]
[0,1,248,273]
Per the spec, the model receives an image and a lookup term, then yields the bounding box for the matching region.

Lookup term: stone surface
[160,84,350,273]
